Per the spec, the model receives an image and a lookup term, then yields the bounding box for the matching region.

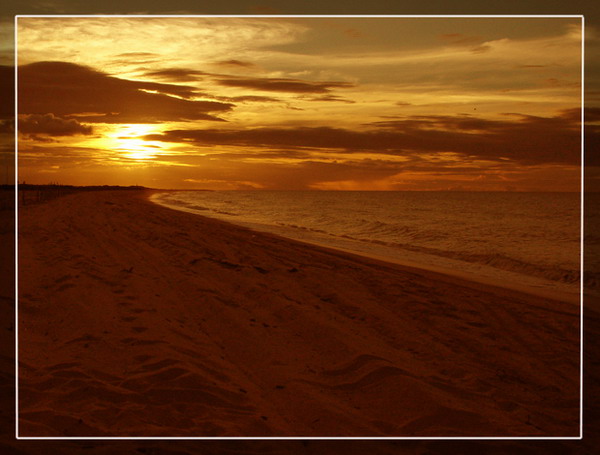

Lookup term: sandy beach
[16,190,580,437]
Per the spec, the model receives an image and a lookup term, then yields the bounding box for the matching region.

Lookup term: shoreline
[18,190,580,436]
[150,191,581,306]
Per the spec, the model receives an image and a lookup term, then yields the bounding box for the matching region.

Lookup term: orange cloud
[216,76,353,94]
[18,62,233,123]
[19,113,92,138]
[144,109,583,165]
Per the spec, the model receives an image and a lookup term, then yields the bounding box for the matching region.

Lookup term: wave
[274,222,583,287]
[152,191,587,289]
[278,219,447,243]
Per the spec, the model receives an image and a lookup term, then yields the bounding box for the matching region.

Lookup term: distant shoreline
[2,184,587,193]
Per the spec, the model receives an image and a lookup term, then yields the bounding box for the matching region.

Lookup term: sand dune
[17,190,580,437]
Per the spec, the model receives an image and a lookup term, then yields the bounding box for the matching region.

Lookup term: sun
[109,124,163,162]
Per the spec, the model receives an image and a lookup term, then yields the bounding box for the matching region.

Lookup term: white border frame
[14,14,585,441]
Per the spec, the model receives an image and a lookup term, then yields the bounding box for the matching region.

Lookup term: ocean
[151,191,594,300]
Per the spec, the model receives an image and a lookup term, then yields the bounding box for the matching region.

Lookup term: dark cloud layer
[216,76,353,94]
[144,109,583,165]
[221,95,281,104]
[371,110,581,133]
[19,113,93,137]
[18,61,233,123]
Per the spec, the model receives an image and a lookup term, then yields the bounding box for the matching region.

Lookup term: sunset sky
[16,16,584,191]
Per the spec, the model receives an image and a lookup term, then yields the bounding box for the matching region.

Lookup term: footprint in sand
[45,362,81,372]
[130,308,151,314]
[133,354,153,362]
[120,338,165,346]
[321,354,389,377]
[315,354,415,391]
[54,275,72,284]
[52,274,77,292]
[56,283,76,292]
[66,334,100,345]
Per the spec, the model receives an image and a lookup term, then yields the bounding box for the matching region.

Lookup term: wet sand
[17,190,580,437]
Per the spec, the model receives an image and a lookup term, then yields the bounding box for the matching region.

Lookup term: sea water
[152,191,595,299]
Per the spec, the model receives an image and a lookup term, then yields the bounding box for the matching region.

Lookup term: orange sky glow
[16,16,583,191]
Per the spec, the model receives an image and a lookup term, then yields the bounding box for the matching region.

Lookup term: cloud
[174,158,406,191]
[369,114,528,132]
[114,52,157,58]
[439,33,483,46]
[228,95,280,103]
[18,61,234,123]
[366,110,583,164]
[216,76,353,94]
[144,109,584,165]
[168,154,556,191]
[516,64,548,68]
[470,45,492,54]
[19,113,93,137]
[142,68,207,82]
[182,178,264,190]
[215,60,257,69]
[439,32,492,54]
[344,28,363,39]
[195,149,314,161]
[17,17,307,73]
[308,95,355,104]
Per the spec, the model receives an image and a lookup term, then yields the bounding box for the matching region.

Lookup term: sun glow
[108,124,163,162]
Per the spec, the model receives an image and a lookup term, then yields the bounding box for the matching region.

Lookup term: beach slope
[17,190,580,437]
